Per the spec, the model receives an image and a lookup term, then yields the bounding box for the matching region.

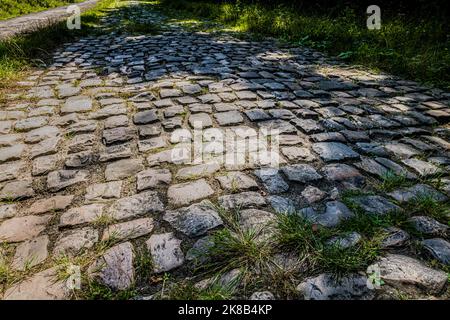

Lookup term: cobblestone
[0,0,449,300]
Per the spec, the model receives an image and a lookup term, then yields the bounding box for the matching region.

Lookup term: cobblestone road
[0,1,449,300]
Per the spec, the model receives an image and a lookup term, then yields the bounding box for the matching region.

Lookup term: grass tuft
[404,193,450,223]
[82,279,137,300]
[202,228,269,273]
[201,206,273,275]
[92,213,116,227]
[339,210,410,237]
[319,238,382,276]
[134,247,154,284]
[275,212,384,276]
[0,0,84,21]
[163,276,238,300]
[0,244,21,290]
[376,171,411,192]
[276,213,332,254]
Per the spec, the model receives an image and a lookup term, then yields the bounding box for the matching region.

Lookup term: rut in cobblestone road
[0,1,449,300]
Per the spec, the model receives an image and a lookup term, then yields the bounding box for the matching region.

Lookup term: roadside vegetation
[156,0,450,90]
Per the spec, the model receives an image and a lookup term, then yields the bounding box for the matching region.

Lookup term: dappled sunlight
[0,0,448,302]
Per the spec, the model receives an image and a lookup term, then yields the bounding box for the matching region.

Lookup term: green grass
[319,239,382,275]
[0,243,43,293]
[92,213,116,227]
[404,194,450,223]
[339,211,410,237]
[199,207,273,275]
[275,213,384,276]
[163,276,238,300]
[202,228,271,273]
[376,171,411,192]
[193,206,388,290]
[275,189,448,276]
[81,280,137,300]
[276,213,332,254]
[0,249,12,288]
[340,189,373,212]
[50,234,126,299]
[182,208,304,298]
[157,0,450,89]
[134,247,154,284]
[340,190,413,237]
[419,172,446,192]
[255,261,298,299]
[0,244,21,290]
[0,0,85,21]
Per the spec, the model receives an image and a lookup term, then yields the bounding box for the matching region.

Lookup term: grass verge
[199,206,274,275]
[156,0,450,89]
